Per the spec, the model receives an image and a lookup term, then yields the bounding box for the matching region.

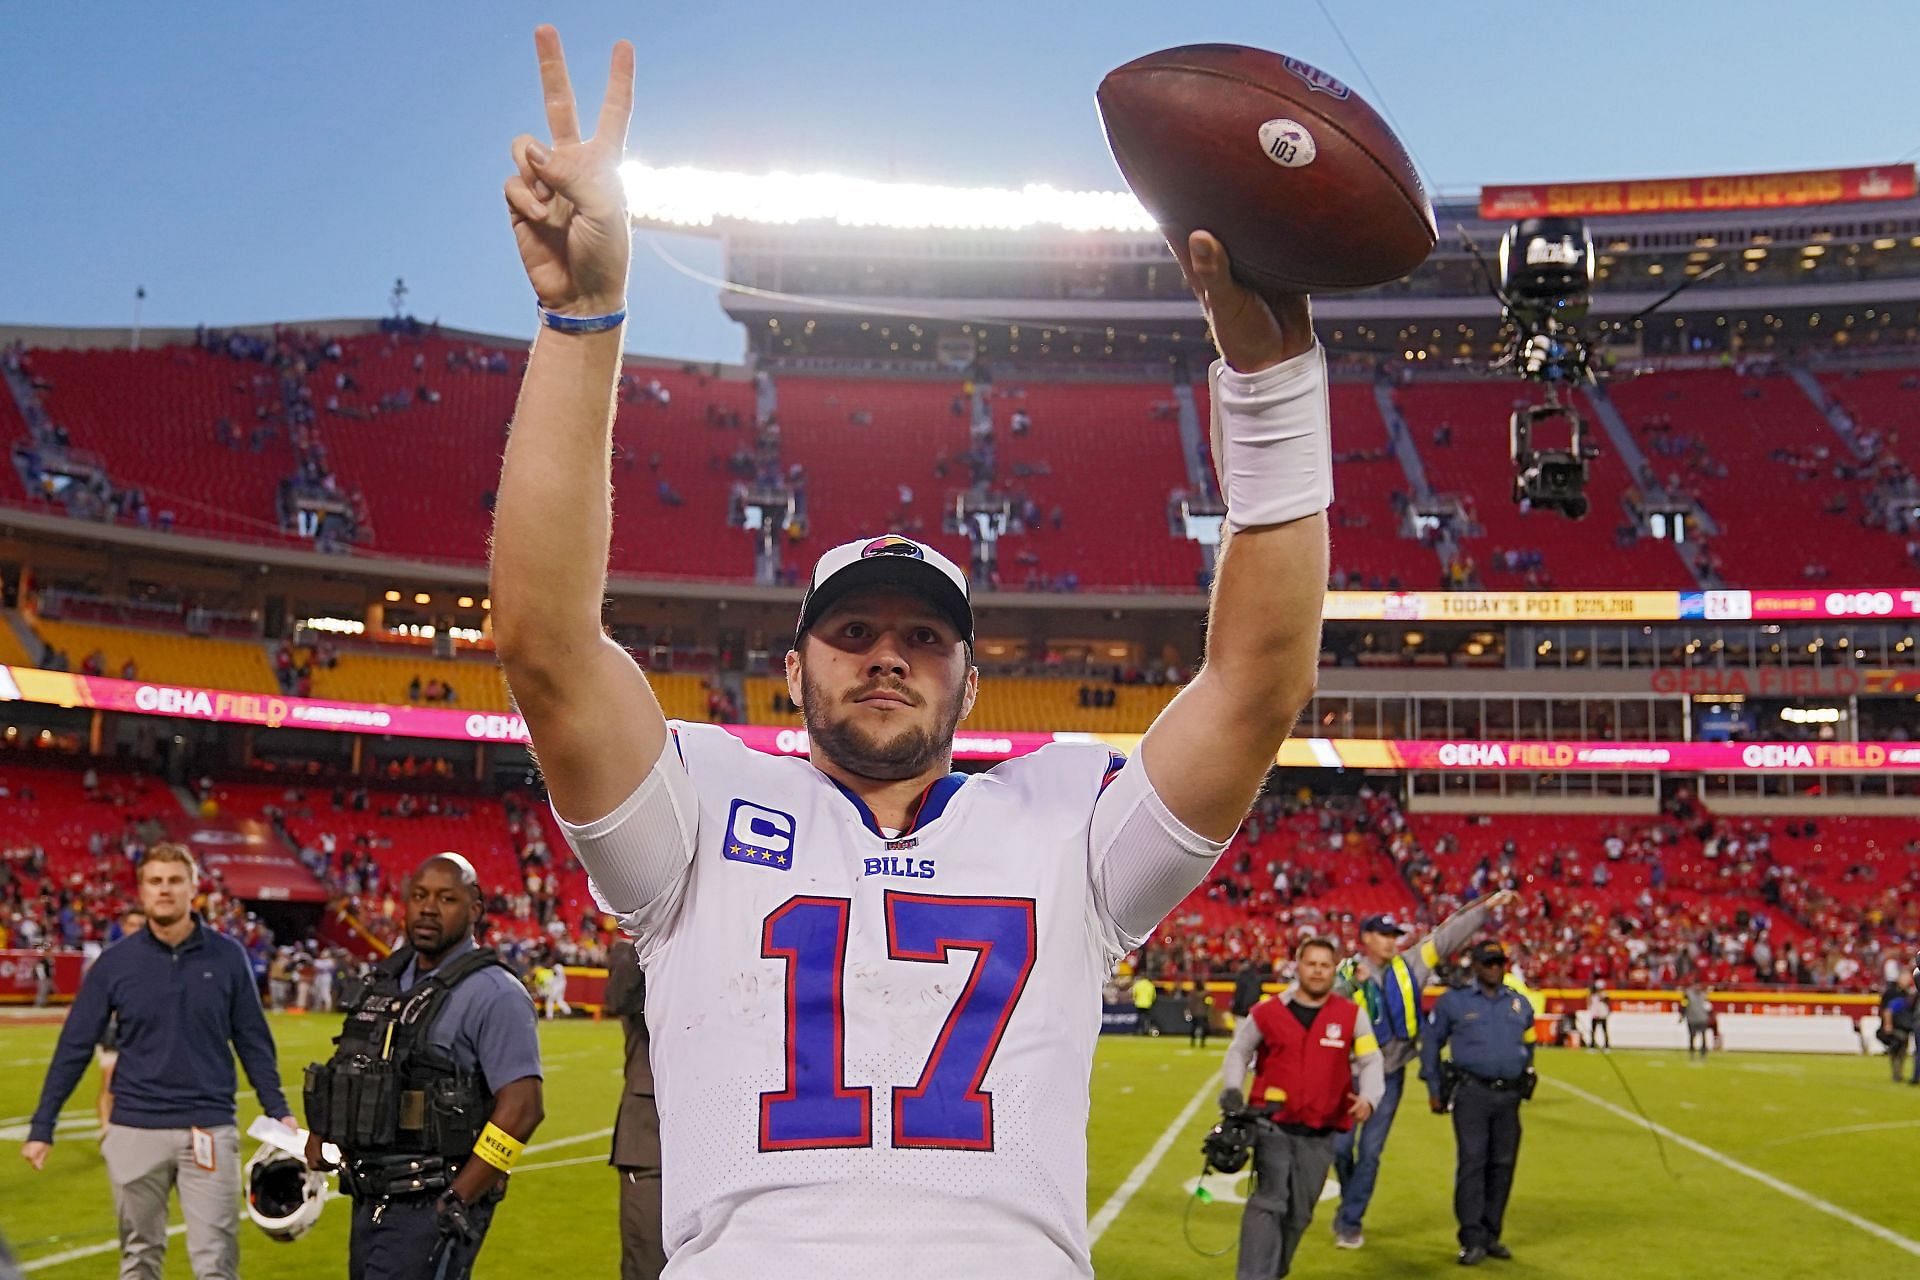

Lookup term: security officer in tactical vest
[1421,940,1537,1267]
[304,854,544,1279]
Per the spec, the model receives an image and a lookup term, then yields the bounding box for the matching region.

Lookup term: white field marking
[0,1114,98,1143]
[1178,1169,1342,1207]
[20,1131,618,1273]
[1088,1074,1215,1245]
[1747,1119,1920,1150]
[1547,1077,1920,1259]
[22,1225,187,1272]
[0,1108,88,1129]
[514,1152,609,1174]
[523,1125,613,1155]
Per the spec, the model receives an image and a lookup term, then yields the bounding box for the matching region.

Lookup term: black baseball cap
[794,534,974,649]
[1470,942,1510,966]
[1359,914,1407,937]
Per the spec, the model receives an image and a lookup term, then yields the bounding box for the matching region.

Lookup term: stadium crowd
[5,753,1913,1006]
[1139,784,1919,994]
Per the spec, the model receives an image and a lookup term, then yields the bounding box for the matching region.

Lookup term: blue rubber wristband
[539,305,627,334]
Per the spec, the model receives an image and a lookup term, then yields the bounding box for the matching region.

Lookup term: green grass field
[3,1014,1916,1277]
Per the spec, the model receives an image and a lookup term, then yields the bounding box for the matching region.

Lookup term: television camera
[1466,216,1723,519]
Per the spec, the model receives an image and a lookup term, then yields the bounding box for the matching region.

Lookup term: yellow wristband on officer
[474,1122,524,1173]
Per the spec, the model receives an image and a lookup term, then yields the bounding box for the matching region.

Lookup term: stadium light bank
[618,160,1158,233]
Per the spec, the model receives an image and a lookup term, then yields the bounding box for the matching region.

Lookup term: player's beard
[801,669,966,782]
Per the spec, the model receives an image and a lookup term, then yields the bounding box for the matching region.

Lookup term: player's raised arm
[1133,230,1328,841]
[489,27,668,826]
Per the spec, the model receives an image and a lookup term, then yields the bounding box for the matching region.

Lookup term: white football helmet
[245,1144,327,1243]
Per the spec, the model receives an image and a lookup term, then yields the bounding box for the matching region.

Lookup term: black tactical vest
[304,945,504,1162]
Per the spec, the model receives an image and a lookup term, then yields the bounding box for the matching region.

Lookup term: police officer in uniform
[305,854,544,1279]
[1420,941,1536,1266]
[605,937,665,1280]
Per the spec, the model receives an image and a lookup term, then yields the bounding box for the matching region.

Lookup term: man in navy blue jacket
[21,844,296,1280]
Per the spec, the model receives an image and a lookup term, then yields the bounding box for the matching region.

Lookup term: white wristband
[1207,343,1333,531]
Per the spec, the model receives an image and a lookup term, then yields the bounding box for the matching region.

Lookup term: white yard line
[17,1125,617,1274]
[1087,1075,1215,1245]
[22,1225,186,1273]
[1546,1077,1920,1259]
[0,1108,87,1129]
[0,1114,99,1143]
[514,1153,609,1174]
[1746,1118,1920,1150]
[523,1126,613,1155]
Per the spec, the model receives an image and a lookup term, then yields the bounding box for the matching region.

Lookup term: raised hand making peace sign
[504,26,635,318]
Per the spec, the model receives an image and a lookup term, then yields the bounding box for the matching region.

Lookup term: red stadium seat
[1392,380,1695,589]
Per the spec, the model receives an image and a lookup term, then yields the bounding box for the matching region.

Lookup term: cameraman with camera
[1217,937,1384,1280]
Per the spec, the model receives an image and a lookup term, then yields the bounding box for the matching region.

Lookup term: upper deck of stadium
[610,160,1920,358]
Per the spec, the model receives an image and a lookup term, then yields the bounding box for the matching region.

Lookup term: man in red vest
[1220,937,1385,1280]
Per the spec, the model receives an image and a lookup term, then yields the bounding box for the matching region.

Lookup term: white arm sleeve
[551,731,699,944]
[1221,1014,1263,1094]
[1089,752,1231,955]
[1207,344,1332,531]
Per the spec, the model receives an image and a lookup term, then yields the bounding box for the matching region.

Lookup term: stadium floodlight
[619,161,1158,233]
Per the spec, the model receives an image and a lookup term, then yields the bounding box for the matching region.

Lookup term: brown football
[1098,44,1437,294]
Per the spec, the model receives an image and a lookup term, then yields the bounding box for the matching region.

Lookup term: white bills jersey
[557,721,1223,1279]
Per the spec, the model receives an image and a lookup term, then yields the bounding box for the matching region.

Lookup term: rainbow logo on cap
[861,535,924,560]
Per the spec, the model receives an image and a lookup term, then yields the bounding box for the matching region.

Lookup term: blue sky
[3,2,1915,362]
